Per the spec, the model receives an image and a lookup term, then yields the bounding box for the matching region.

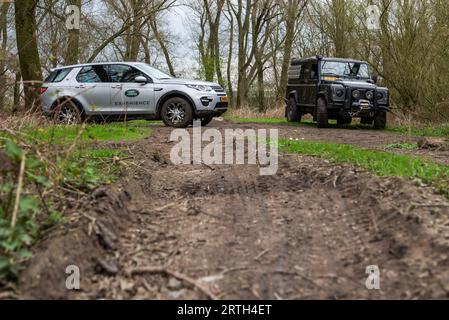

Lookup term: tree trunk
[0,2,10,111]
[226,5,234,105]
[255,48,265,112]
[236,0,252,108]
[279,0,300,100]
[13,71,21,112]
[124,0,142,61]
[331,0,348,57]
[149,17,175,76]
[65,0,81,65]
[14,0,42,110]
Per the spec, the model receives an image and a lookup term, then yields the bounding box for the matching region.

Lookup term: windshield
[321,61,370,79]
[136,63,172,80]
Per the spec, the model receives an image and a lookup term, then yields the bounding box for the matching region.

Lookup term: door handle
[75,85,86,89]
[111,84,122,89]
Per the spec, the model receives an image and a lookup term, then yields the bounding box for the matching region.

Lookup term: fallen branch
[11,153,26,228]
[128,266,219,300]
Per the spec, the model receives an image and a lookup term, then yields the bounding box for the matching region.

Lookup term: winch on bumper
[340,88,390,118]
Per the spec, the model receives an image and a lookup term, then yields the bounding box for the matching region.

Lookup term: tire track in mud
[15,122,449,299]
[106,125,449,299]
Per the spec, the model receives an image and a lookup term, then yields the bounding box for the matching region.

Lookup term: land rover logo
[125,89,140,98]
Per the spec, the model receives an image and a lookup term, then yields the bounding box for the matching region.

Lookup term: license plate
[220,96,228,103]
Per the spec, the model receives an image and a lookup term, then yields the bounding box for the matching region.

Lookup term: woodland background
[1,0,449,122]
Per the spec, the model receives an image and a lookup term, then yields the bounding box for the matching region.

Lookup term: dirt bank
[8,121,449,299]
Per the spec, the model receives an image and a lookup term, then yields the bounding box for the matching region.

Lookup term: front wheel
[286,97,301,122]
[161,97,193,128]
[316,97,328,128]
[373,111,387,129]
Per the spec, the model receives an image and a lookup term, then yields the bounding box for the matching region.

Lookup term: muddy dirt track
[13,120,449,299]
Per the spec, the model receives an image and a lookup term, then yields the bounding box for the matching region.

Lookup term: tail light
[40,87,48,94]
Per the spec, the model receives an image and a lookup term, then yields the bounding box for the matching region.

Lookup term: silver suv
[40,62,228,127]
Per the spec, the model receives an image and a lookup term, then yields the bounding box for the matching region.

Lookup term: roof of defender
[291,56,367,66]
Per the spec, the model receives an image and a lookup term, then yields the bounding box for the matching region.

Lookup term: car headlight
[186,84,213,92]
[331,85,345,101]
[352,90,361,99]
[365,90,374,100]
[376,89,389,104]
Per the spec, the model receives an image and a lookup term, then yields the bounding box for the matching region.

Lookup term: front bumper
[189,90,228,116]
[330,99,389,117]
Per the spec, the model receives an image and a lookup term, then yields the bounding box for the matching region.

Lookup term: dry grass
[0,111,50,131]
[227,102,285,119]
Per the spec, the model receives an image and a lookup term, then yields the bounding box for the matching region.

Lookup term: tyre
[373,111,387,129]
[161,97,193,128]
[53,100,82,125]
[337,114,352,126]
[286,97,301,122]
[199,116,214,126]
[316,97,328,128]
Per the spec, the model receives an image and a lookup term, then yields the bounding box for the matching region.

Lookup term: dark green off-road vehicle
[285,56,390,129]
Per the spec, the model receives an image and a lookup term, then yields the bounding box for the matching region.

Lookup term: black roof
[291,56,367,65]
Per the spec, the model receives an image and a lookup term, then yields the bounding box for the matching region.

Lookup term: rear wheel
[161,97,193,128]
[316,97,328,128]
[53,100,82,125]
[286,97,301,122]
[373,111,387,129]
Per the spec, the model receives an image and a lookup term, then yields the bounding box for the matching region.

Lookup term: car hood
[156,78,219,87]
[336,79,377,89]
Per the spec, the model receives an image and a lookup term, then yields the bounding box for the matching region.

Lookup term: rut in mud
[15,121,449,299]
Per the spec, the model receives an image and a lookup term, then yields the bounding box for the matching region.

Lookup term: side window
[299,64,310,81]
[310,63,318,80]
[109,65,147,83]
[76,65,108,83]
[45,68,72,83]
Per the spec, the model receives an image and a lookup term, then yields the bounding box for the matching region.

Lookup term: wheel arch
[288,90,298,103]
[156,91,196,118]
[51,96,85,115]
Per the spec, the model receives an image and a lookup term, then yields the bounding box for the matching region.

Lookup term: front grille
[211,86,225,93]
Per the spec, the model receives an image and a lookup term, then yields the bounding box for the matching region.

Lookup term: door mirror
[135,76,148,83]
[371,74,378,84]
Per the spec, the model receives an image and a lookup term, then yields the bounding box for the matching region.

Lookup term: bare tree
[14,0,42,109]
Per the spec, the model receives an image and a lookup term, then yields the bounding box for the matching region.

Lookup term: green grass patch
[279,139,449,197]
[384,142,417,150]
[62,148,124,190]
[228,116,449,138]
[0,130,128,280]
[27,121,152,144]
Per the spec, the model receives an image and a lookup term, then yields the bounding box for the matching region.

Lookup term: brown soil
[7,120,449,299]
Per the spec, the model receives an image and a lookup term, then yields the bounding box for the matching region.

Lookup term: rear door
[298,63,309,106]
[74,65,110,113]
[299,62,319,108]
[308,62,319,105]
[107,64,155,114]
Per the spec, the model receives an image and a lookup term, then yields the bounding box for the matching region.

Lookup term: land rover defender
[286,56,389,129]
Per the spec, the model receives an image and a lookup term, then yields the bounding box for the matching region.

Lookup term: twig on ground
[127,266,219,300]
[254,248,270,260]
[11,153,26,228]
